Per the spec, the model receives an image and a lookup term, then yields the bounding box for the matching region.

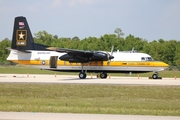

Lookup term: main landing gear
[79,63,87,79]
[99,72,108,79]
[79,71,108,79]
[78,63,108,79]
[79,72,86,79]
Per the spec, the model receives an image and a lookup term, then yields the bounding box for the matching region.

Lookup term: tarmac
[0,74,180,85]
[0,74,180,120]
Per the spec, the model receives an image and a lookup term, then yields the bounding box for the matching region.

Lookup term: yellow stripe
[11,60,168,67]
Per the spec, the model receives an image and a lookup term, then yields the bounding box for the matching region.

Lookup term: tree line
[0,29,180,70]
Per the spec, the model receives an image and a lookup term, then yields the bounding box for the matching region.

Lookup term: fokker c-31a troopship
[7,16,169,79]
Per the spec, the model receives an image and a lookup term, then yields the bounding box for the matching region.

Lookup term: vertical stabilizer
[11,16,35,50]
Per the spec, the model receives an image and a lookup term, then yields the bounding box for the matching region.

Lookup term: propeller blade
[110,46,114,56]
[107,46,114,65]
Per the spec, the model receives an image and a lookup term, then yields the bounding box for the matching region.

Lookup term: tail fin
[11,16,36,50]
[11,16,51,51]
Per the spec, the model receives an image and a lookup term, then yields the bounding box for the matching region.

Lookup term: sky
[0,0,180,41]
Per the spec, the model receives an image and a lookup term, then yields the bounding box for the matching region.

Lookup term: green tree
[0,38,11,64]
[72,36,80,41]
[114,28,124,38]
[34,30,53,45]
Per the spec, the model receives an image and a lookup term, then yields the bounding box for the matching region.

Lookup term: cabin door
[49,56,58,68]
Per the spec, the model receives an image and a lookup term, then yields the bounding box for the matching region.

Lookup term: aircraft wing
[55,48,113,63]
[56,48,93,56]
[57,48,94,63]
[47,47,93,56]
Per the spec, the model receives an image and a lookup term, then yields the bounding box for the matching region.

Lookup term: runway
[0,112,180,120]
[0,74,180,85]
[0,74,180,120]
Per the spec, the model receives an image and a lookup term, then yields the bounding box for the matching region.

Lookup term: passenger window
[141,57,145,61]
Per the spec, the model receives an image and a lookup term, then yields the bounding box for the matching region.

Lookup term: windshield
[141,57,153,61]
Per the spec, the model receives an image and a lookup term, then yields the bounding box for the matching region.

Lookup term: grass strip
[0,83,180,116]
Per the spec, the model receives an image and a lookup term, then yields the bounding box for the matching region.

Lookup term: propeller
[107,46,114,65]
[110,45,114,59]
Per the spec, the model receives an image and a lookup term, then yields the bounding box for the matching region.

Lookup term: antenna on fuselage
[131,47,134,53]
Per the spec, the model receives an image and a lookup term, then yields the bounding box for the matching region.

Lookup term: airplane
[7,16,169,79]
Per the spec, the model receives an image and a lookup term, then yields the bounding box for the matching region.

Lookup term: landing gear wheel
[79,72,86,79]
[152,74,158,79]
[100,72,107,79]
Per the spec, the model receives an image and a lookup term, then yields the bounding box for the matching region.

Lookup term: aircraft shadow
[57,77,99,81]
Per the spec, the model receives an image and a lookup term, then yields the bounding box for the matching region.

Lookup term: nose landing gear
[152,73,158,79]
[151,72,162,79]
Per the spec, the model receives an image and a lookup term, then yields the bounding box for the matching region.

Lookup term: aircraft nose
[164,63,169,67]
[154,61,169,67]
[160,62,169,68]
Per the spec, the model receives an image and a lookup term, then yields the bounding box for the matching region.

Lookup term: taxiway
[0,74,179,85]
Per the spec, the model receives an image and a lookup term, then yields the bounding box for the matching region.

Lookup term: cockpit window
[142,57,153,61]
[146,57,153,61]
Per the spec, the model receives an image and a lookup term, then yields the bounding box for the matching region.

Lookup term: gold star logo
[18,32,25,40]
[16,30,27,46]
